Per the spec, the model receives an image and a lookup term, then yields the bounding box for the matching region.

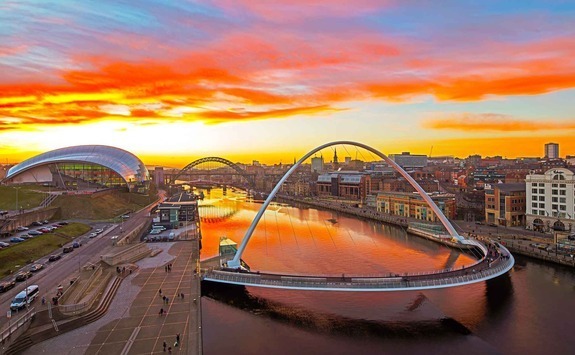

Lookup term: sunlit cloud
[422,113,575,132]
[1,1,575,161]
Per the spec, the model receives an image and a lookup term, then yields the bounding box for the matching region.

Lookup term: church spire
[333,148,339,166]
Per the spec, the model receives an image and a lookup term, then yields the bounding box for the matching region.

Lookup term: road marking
[120,326,140,355]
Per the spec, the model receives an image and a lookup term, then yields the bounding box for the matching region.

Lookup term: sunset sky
[1,1,574,166]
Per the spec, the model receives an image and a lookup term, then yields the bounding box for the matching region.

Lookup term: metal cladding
[6,145,150,184]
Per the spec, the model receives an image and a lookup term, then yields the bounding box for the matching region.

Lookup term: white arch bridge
[201,141,514,291]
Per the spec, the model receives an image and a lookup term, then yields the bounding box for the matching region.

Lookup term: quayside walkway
[202,243,514,292]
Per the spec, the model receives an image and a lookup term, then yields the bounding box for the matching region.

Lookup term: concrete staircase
[4,276,122,355]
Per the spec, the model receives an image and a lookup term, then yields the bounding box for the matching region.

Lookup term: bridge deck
[202,243,514,292]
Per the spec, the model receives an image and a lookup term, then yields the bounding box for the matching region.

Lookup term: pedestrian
[166,297,169,304]
[122,266,126,273]
[163,341,167,352]
[176,333,180,344]
[159,289,162,296]
[163,295,166,303]
[165,266,168,272]
[168,346,172,354]
[159,308,164,316]
[41,296,46,305]
[180,292,184,300]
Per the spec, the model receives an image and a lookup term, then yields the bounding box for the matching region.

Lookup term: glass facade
[6,145,150,192]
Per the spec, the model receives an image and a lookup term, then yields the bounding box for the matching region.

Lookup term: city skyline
[1,1,575,166]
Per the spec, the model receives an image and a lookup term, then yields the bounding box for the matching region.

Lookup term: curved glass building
[4,145,150,192]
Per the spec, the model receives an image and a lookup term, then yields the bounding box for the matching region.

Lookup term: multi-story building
[388,152,427,169]
[484,183,526,227]
[311,156,324,173]
[316,171,371,201]
[525,168,575,232]
[375,191,456,221]
[545,142,559,159]
[157,192,198,229]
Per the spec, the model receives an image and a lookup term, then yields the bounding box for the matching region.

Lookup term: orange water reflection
[199,189,476,276]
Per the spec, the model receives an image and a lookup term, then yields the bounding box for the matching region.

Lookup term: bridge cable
[323,219,338,250]
[286,204,301,252]
[274,208,284,252]
[305,216,319,251]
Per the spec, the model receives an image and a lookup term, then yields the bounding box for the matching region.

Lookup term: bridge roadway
[202,242,514,292]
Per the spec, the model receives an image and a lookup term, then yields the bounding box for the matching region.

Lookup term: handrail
[0,307,35,344]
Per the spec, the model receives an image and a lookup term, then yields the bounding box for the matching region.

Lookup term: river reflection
[199,188,575,355]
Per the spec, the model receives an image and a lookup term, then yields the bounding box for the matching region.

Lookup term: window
[552,183,558,187]
[560,205,566,211]
[552,189,558,195]
[560,197,566,203]
[539,203,545,208]
[552,204,558,210]
[539,196,545,201]
[560,190,566,196]
[552,197,558,202]
[539,183,545,187]
[560,184,566,188]
[539,189,545,194]
[540,210,546,215]
[532,203,538,208]
[532,189,537,194]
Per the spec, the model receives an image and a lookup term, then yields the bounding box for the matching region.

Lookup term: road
[0,221,114,331]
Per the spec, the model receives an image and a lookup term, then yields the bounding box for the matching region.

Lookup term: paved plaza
[25,241,201,355]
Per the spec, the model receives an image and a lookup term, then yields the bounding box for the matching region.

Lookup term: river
[197,188,575,355]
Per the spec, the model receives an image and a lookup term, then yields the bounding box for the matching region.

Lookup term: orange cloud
[422,113,575,132]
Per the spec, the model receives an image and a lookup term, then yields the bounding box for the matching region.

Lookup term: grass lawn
[0,222,91,277]
[52,190,155,220]
[0,185,47,211]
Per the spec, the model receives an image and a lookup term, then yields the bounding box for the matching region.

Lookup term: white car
[89,232,98,238]
[16,226,29,231]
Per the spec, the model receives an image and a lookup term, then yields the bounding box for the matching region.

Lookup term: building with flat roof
[485,183,526,227]
[375,191,456,222]
[389,152,427,169]
[526,168,575,232]
[317,171,371,201]
[3,145,150,193]
[157,192,198,229]
[545,142,559,159]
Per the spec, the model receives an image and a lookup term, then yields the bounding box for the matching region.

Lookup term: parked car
[57,221,69,226]
[39,228,51,233]
[94,228,104,234]
[48,254,62,262]
[28,230,42,236]
[0,210,9,216]
[63,246,74,253]
[0,242,10,248]
[0,280,16,293]
[42,220,49,224]
[10,237,25,243]
[16,226,29,231]
[31,221,43,226]
[19,234,31,240]
[72,241,82,248]
[15,271,32,282]
[89,232,98,238]
[30,264,44,272]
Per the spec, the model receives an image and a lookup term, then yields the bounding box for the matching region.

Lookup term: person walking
[166,296,169,305]
[163,341,167,352]
[176,333,180,345]
[159,308,164,316]
[159,289,162,296]
[180,292,184,300]
[41,296,46,306]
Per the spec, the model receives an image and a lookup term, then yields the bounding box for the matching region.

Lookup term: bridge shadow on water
[201,280,474,340]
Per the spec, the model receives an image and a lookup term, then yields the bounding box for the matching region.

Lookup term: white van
[10,285,40,311]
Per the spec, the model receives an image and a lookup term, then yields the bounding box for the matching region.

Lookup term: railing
[0,307,35,344]
[203,249,514,291]
[59,271,112,315]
